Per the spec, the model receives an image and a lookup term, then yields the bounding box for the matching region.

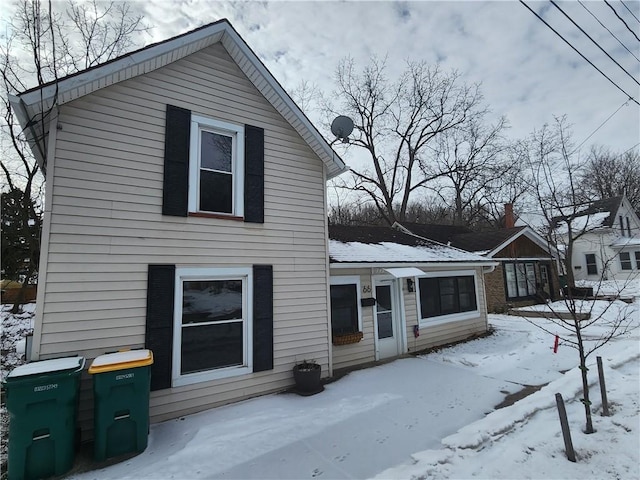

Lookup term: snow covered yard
[1,300,638,479]
[0,303,35,474]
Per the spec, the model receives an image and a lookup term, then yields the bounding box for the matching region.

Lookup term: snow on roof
[553,212,610,235]
[329,240,489,264]
[610,237,640,247]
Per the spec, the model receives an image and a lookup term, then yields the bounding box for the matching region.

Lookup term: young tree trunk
[575,324,594,433]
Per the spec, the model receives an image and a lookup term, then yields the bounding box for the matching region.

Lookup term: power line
[550,1,640,87]
[619,0,640,24]
[571,100,630,155]
[578,0,640,63]
[604,0,640,42]
[519,1,640,106]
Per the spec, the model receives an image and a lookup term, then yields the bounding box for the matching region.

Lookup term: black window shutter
[145,264,175,390]
[163,105,191,216]
[252,264,273,372]
[244,125,264,223]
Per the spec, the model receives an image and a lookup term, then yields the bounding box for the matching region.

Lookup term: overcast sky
[130,0,640,156]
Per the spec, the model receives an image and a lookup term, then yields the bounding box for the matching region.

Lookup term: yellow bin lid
[88,349,153,374]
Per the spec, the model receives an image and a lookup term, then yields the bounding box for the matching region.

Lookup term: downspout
[323,164,333,377]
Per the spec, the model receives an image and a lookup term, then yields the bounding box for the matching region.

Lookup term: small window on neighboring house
[620,252,632,271]
[585,254,598,275]
[626,217,631,237]
[619,215,624,236]
[189,115,244,216]
[173,267,252,386]
[330,277,361,335]
[635,251,640,270]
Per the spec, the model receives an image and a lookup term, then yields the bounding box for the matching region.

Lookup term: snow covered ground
[2,300,638,479]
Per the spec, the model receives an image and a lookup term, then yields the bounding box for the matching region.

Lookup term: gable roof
[328,225,493,265]
[552,196,623,229]
[9,19,347,178]
[396,222,557,259]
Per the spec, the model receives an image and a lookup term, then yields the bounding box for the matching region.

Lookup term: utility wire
[604,0,640,42]
[579,0,640,63]
[619,0,640,24]
[519,1,640,106]
[570,100,630,155]
[550,0,640,87]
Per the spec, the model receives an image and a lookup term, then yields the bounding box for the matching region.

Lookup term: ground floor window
[635,251,640,270]
[330,276,362,335]
[418,274,477,320]
[504,262,537,298]
[173,267,252,386]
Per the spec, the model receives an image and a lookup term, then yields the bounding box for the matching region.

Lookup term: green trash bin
[88,349,153,461]
[5,356,85,480]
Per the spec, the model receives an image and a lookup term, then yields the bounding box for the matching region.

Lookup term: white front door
[374,279,404,360]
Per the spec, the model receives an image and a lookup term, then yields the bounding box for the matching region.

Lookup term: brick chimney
[504,203,515,229]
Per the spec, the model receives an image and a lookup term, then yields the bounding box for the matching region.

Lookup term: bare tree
[523,115,638,434]
[326,57,483,225]
[0,0,148,311]
[577,146,640,211]
[423,114,510,225]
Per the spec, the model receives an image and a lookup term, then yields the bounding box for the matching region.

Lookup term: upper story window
[189,115,245,216]
[619,215,624,236]
[585,254,598,275]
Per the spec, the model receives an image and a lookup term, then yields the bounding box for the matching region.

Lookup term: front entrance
[540,264,550,298]
[374,279,404,360]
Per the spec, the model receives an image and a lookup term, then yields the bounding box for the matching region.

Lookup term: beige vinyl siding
[38,43,331,426]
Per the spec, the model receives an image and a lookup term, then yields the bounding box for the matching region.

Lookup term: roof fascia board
[219,28,347,179]
[487,227,557,258]
[330,261,498,269]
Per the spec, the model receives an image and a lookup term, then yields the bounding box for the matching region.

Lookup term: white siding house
[10,20,347,431]
[553,196,640,283]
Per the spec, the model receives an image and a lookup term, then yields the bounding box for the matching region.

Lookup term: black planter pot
[292,363,323,396]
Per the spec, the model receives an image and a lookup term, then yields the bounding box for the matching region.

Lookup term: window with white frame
[635,251,640,270]
[418,272,478,322]
[585,254,598,275]
[330,276,362,335]
[504,262,537,298]
[189,115,244,216]
[173,267,252,386]
[619,252,632,271]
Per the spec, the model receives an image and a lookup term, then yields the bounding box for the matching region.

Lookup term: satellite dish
[331,115,354,143]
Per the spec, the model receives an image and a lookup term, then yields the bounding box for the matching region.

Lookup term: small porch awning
[383,267,425,278]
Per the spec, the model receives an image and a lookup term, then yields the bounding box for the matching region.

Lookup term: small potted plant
[292,359,323,396]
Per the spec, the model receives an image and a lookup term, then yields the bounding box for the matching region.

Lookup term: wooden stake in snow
[555,393,576,462]
[597,356,610,417]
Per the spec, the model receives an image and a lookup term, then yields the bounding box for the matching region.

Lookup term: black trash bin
[4,356,85,480]
[88,349,153,461]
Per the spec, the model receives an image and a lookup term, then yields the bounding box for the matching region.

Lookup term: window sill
[189,212,244,221]
[172,365,251,387]
[419,310,481,328]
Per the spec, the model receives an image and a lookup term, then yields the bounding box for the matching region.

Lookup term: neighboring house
[328,225,497,371]
[552,195,640,282]
[398,210,561,313]
[9,20,348,432]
